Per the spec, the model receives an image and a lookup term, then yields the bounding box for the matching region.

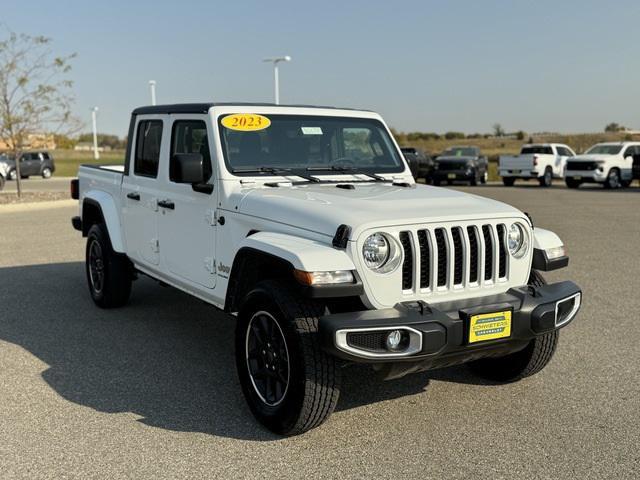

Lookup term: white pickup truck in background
[499,143,576,187]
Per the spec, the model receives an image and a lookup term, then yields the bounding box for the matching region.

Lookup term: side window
[170,120,212,182]
[623,146,636,158]
[134,120,163,178]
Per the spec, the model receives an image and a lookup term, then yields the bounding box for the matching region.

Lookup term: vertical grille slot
[496,224,507,278]
[451,227,464,285]
[399,232,413,290]
[434,228,447,287]
[482,225,493,281]
[467,226,479,283]
[417,230,430,288]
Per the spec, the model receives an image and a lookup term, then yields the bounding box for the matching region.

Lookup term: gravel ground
[0,185,639,479]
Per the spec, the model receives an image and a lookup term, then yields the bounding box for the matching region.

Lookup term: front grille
[396,223,510,295]
[399,232,413,290]
[482,225,493,281]
[438,161,467,171]
[567,161,597,171]
[467,226,479,283]
[346,332,387,353]
[434,229,448,287]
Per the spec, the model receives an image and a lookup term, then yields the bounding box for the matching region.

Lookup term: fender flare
[532,228,568,271]
[238,231,356,272]
[82,190,125,253]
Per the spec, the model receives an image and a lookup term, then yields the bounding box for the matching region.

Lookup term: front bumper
[432,170,474,181]
[565,170,606,183]
[319,280,581,370]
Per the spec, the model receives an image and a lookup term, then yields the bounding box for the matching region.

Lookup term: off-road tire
[539,167,553,187]
[502,177,515,187]
[236,279,341,436]
[565,178,581,189]
[468,270,559,382]
[85,223,132,308]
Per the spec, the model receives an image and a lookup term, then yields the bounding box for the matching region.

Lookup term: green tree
[604,122,625,132]
[0,29,79,196]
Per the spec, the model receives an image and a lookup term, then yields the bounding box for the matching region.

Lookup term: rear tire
[85,223,132,308]
[7,169,16,180]
[235,279,341,436]
[468,271,559,382]
[502,177,515,186]
[41,167,52,179]
[539,167,552,187]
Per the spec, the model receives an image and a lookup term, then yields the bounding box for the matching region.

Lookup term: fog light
[385,330,409,351]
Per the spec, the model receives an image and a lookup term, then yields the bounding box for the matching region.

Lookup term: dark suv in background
[1,151,56,180]
[400,147,434,182]
[431,146,488,186]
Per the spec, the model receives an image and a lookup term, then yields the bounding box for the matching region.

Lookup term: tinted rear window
[521,146,553,155]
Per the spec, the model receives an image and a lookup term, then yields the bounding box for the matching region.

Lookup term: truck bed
[78,164,124,209]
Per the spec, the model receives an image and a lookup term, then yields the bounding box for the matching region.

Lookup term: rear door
[121,117,165,266]
[157,116,217,289]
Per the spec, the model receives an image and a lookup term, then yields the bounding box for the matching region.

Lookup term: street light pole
[149,80,157,106]
[263,56,291,104]
[91,107,100,161]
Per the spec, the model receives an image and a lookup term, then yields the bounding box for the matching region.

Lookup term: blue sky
[3,0,639,136]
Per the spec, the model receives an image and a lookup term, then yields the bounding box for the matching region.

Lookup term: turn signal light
[293,269,354,286]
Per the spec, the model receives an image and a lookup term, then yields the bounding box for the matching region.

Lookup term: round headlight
[363,233,390,269]
[362,233,403,273]
[507,223,528,258]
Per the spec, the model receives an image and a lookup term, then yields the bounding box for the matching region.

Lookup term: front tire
[565,178,581,189]
[468,271,559,382]
[604,168,621,189]
[470,169,478,186]
[7,169,17,180]
[236,280,341,436]
[41,167,52,179]
[85,223,132,308]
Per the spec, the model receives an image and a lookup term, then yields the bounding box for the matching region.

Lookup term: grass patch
[53,149,125,177]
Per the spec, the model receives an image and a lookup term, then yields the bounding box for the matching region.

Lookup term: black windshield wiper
[306,165,390,182]
[232,166,321,183]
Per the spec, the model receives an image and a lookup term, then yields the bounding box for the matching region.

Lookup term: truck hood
[570,154,614,161]
[235,183,524,239]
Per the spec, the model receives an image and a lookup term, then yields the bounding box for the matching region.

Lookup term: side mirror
[171,153,205,184]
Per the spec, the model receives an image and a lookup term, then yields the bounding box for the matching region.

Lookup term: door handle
[126,192,140,201]
[157,199,175,210]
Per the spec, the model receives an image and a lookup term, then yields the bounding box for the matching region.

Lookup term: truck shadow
[0,262,493,441]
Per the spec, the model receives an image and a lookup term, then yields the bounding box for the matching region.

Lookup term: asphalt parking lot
[1,185,639,479]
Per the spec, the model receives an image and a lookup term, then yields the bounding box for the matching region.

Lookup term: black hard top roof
[132,103,371,115]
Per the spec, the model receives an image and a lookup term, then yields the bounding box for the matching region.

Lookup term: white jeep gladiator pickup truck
[71,103,582,435]
[499,143,576,187]
[564,142,640,189]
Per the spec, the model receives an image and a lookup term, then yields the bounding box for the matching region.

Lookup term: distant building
[0,133,56,151]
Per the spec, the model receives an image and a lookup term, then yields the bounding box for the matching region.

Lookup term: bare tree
[492,123,505,137]
[0,29,80,197]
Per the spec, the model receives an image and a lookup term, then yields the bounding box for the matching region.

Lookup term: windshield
[442,147,477,157]
[585,144,623,155]
[218,114,404,175]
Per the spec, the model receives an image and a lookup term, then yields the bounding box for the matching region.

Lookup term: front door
[158,117,217,289]
[121,118,165,267]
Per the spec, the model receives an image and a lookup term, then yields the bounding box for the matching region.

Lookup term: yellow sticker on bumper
[221,113,271,131]
[469,310,512,343]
